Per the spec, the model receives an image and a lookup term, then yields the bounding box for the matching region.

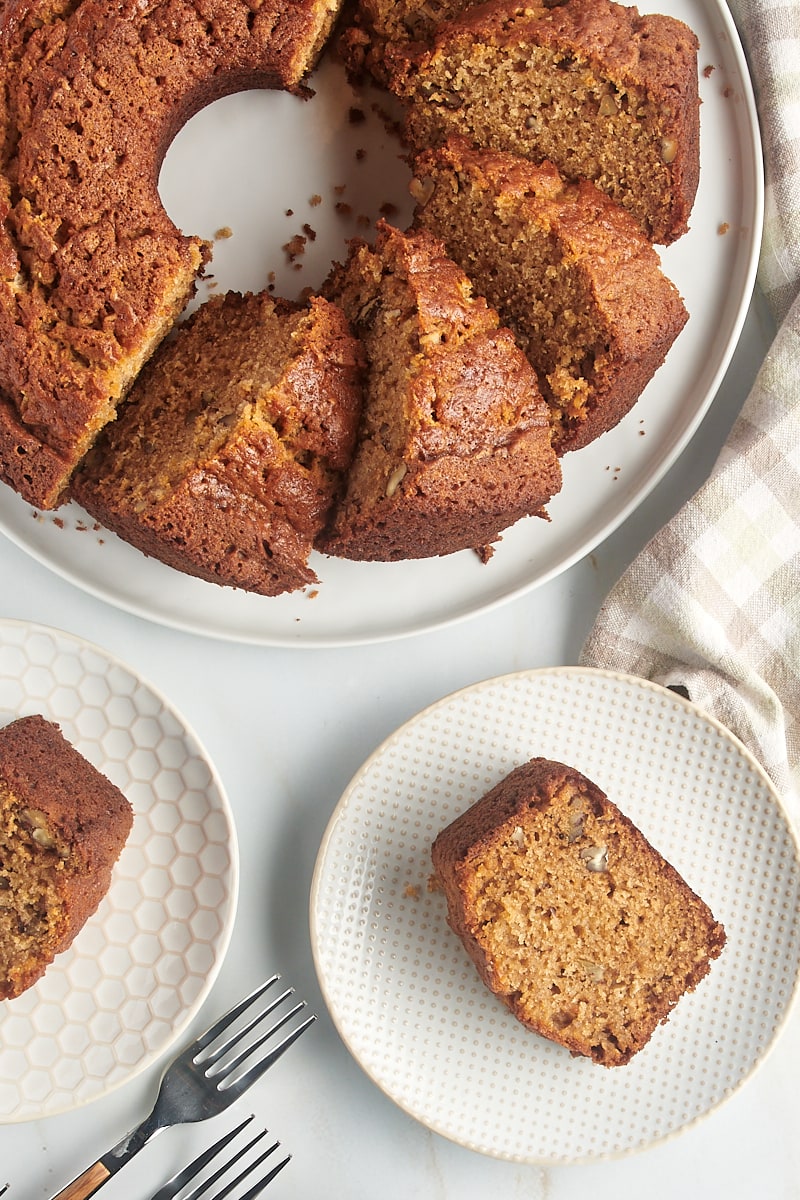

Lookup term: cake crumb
[283,234,307,262]
[718,221,730,235]
[214,226,233,240]
[404,883,421,899]
[703,63,715,77]
[309,195,322,207]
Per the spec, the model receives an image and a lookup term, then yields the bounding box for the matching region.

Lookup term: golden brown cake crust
[410,138,689,452]
[432,757,726,1066]
[0,0,343,509]
[388,0,700,245]
[337,0,481,83]
[0,714,133,1000]
[318,220,562,560]
[72,292,364,596]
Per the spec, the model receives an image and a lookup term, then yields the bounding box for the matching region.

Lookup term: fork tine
[216,1010,317,1095]
[205,1138,289,1200]
[150,1116,289,1200]
[194,977,281,1055]
[150,1115,254,1200]
[233,1152,291,1200]
[200,986,297,1069]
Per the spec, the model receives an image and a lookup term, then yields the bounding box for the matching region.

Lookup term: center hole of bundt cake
[159,56,414,308]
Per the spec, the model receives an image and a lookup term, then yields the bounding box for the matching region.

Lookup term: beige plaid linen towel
[580,0,800,820]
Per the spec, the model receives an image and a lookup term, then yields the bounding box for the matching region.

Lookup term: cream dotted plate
[310,668,800,1163]
[0,619,238,1122]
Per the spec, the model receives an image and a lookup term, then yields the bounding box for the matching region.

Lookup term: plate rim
[309,665,800,1164]
[0,0,767,648]
[0,616,240,1123]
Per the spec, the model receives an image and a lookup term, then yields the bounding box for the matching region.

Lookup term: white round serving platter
[0,619,239,1122]
[0,0,763,646]
[310,668,800,1163]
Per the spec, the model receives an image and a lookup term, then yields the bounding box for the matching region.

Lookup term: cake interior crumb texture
[0,778,65,1000]
[411,140,688,452]
[432,758,725,1066]
[319,221,561,561]
[72,291,363,596]
[0,715,133,1001]
[391,0,700,244]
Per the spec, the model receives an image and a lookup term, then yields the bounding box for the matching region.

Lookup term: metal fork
[51,976,315,1200]
[150,1115,290,1200]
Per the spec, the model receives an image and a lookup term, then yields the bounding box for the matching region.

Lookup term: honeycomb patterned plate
[311,667,800,1163]
[0,619,238,1122]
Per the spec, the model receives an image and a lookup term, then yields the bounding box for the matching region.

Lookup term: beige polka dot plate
[310,667,800,1163]
[0,619,238,1122]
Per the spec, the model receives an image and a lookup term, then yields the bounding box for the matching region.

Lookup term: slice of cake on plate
[318,220,562,561]
[0,715,133,1000]
[387,0,700,244]
[410,138,688,452]
[72,291,364,596]
[432,757,725,1066]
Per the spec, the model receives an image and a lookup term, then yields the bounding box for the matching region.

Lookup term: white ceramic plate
[310,668,800,1163]
[0,619,239,1122]
[0,0,762,645]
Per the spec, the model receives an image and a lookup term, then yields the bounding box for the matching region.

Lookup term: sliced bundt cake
[0,0,344,509]
[318,220,561,561]
[72,291,363,596]
[410,138,688,452]
[387,0,700,244]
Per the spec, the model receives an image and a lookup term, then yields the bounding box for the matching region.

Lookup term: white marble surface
[3,286,799,1199]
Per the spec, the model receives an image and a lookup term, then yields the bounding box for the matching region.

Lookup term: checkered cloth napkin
[580,0,800,821]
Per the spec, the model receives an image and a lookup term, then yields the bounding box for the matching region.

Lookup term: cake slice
[432,758,726,1066]
[0,715,133,1000]
[387,0,700,244]
[72,291,364,597]
[318,220,561,561]
[410,139,688,452]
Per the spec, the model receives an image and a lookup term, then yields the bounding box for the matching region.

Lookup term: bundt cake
[72,291,364,596]
[410,138,689,453]
[0,0,344,510]
[432,757,726,1066]
[318,220,562,562]
[386,0,700,245]
[0,714,133,1001]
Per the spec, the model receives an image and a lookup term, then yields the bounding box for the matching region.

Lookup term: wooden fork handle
[50,1161,111,1200]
